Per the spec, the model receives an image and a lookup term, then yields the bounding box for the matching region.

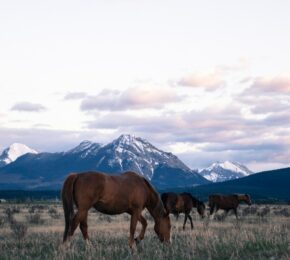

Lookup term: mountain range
[0,135,288,202]
[0,135,209,190]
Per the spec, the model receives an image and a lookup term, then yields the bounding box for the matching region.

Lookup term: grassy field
[0,202,289,259]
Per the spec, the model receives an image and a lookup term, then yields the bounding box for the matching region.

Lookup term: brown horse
[161,192,206,230]
[208,194,252,220]
[62,171,171,248]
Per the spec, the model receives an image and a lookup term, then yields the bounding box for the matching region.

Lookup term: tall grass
[0,203,289,259]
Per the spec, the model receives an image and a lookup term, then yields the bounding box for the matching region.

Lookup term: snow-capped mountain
[66,140,102,158]
[0,143,38,167]
[95,134,191,180]
[0,135,209,189]
[199,161,253,182]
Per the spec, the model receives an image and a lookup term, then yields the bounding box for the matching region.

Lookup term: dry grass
[0,203,289,259]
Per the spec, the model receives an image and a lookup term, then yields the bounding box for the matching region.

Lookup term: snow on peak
[206,161,252,176]
[200,161,253,182]
[67,140,102,157]
[115,134,138,145]
[0,143,38,165]
[112,134,163,155]
[68,140,93,153]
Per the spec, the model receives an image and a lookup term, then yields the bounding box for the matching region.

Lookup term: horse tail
[61,173,78,242]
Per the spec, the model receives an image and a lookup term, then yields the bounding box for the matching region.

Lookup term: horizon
[1,1,290,172]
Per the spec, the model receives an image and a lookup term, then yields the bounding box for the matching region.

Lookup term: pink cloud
[250,76,290,94]
[81,87,182,111]
[178,72,224,90]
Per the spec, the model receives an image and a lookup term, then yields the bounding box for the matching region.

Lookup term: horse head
[237,194,252,205]
[197,201,206,218]
[154,211,171,243]
[244,194,252,205]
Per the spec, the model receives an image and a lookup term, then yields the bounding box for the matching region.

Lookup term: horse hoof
[134,238,141,245]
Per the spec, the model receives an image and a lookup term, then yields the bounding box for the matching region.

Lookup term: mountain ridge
[171,167,290,203]
[0,135,209,190]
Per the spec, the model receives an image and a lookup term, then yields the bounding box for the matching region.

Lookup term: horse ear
[164,209,170,217]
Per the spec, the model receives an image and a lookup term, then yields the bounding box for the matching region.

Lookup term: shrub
[29,204,46,213]
[26,213,44,225]
[274,208,290,217]
[0,218,4,228]
[10,222,28,240]
[257,207,271,218]
[5,207,17,224]
[242,206,258,216]
[48,207,60,219]
[98,214,112,223]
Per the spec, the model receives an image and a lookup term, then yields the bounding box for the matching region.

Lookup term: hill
[166,167,290,203]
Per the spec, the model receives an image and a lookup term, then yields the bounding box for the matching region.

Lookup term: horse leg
[68,209,87,239]
[209,204,216,220]
[175,213,179,220]
[183,214,188,230]
[233,208,238,220]
[223,209,229,220]
[135,215,147,244]
[129,210,140,249]
[188,214,193,230]
[79,211,89,241]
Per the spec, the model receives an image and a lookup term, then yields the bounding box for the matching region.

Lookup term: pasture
[0,202,289,259]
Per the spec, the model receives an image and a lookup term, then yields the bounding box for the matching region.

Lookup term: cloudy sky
[1,0,290,171]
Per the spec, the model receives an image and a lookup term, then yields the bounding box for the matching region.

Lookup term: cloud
[262,111,290,126]
[83,101,290,170]
[247,76,290,94]
[178,72,224,90]
[0,127,110,153]
[64,92,87,100]
[237,96,290,114]
[11,102,46,112]
[236,76,290,115]
[81,87,182,111]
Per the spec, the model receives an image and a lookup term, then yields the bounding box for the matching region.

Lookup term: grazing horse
[208,194,252,220]
[62,171,171,248]
[161,192,206,230]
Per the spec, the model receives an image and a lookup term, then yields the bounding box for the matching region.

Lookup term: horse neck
[235,195,247,205]
[189,195,199,208]
[146,189,165,222]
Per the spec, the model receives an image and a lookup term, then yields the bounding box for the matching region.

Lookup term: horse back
[161,192,178,213]
[73,171,150,213]
[209,194,239,209]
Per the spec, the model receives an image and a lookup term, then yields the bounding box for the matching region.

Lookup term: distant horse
[62,171,171,248]
[161,192,206,230]
[208,194,252,220]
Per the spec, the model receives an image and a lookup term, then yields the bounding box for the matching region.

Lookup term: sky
[0,0,290,172]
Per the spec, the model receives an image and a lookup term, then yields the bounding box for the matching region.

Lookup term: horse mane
[181,192,202,207]
[142,178,166,217]
[234,194,248,202]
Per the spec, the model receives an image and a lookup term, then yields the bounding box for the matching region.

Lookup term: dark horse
[208,194,252,220]
[161,192,206,230]
[62,171,171,248]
